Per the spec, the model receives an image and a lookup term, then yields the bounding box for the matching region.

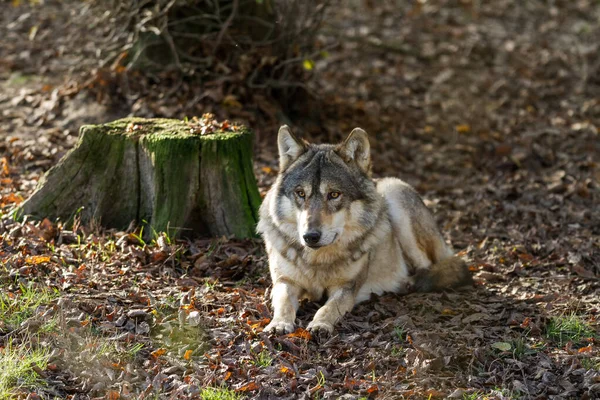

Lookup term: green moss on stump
[20,118,261,238]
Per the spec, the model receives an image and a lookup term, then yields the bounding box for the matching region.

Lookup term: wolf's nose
[303,231,321,245]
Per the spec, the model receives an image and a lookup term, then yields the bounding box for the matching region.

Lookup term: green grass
[7,72,37,86]
[130,226,147,247]
[394,326,406,341]
[147,223,173,246]
[546,314,596,346]
[128,342,145,358]
[204,279,218,291]
[390,345,403,356]
[200,386,245,400]
[39,317,59,334]
[317,370,326,386]
[81,337,146,362]
[96,239,117,262]
[0,285,60,329]
[510,336,543,359]
[0,338,51,398]
[581,357,600,370]
[463,388,524,400]
[151,313,209,356]
[390,326,407,356]
[251,350,273,367]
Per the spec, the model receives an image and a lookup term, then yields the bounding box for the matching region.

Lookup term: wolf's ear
[278,125,306,171]
[338,128,371,173]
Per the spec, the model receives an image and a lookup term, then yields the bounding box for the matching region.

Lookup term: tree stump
[19,117,262,238]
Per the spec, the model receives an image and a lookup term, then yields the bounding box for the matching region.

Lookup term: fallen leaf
[447,388,467,398]
[424,389,446,398]
[495,144,512,157]
[462,313,488,324]
[151,251,168,263]
[25,256,51,265]
[578,345,593,353]
[571,264,596,279]
[106,390,120,400]
[237,381,259,392]
[29,25,38,41]
[125,123,143,133]
[286,327,312,340]
[491,342,512,351]
[477,272,506,282]
[249,318,270,329]
[518,253,534,262]
[184,349,193,360]
[0,193,23,206]
[367,385,379,394]
[455,124,471,134]
[222,95,242,108]
[303,59,315,71]
[213,307,225,316]
[151,348,166,358]
[39,218,56,241]
[441,308,459,316]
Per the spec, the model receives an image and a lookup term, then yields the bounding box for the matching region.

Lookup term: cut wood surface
[20,117,262,238]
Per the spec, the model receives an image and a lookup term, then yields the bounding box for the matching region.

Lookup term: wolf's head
[270,125,380,250]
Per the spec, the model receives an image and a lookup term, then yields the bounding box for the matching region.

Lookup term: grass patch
[390,345,404,357]
[200,386,245,400]
[0,285,60,329]
[152,317,209,354]
[78,337,146,363]
[463,388,524,399]
[394,326,406,341]
[581,357,600,371]
[546,314,596,346]
[0,338,51,398]
[509,336,543,359]
[38,317,60,334]
[7,72,37,86]
[251,350,273,367]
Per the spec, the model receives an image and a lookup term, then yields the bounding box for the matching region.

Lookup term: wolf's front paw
[307,320,334,336]
[264,320,295,335]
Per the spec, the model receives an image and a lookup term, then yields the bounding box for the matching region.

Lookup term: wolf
[257,126,472,335]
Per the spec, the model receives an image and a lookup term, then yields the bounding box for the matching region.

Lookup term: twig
[213,0,239,54]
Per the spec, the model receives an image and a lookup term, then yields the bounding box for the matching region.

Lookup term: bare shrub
[90,0,329,103]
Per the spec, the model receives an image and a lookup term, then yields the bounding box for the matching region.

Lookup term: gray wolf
[257,126,472,335]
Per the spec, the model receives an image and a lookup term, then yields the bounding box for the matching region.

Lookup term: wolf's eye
[328,191,341,200]
[296,190,305,198]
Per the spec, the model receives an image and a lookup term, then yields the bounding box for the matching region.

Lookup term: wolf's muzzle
[303,231,321,247]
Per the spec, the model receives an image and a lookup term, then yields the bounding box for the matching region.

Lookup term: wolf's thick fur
[257,126,472,335]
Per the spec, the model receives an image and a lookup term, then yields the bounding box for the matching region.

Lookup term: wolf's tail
[413,256,473,292]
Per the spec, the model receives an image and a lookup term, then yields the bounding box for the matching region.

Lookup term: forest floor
[1,1,599,399]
